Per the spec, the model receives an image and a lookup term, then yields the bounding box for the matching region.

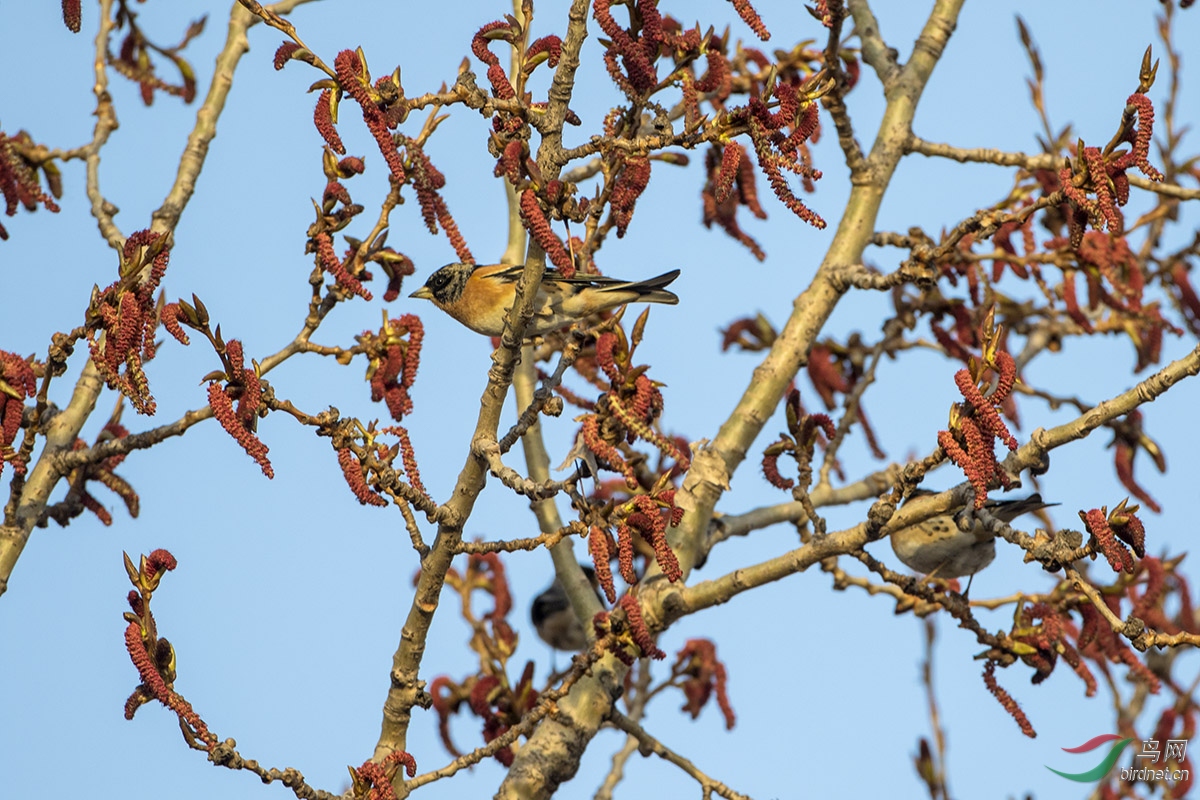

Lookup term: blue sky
[2,2,1199,798]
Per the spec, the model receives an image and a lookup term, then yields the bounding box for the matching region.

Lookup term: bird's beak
[410,286,433,300]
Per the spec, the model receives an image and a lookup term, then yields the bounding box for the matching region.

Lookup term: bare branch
[906,134,1200,200]
[606,710,751,800]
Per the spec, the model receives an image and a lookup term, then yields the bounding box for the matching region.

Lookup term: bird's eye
[431,272,448,290]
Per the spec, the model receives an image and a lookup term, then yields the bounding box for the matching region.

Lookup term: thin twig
[921,620,951,800]
[86,0,122,249]
[906,135,1200,201]
[817,328,895,489]
[606,710,751,800]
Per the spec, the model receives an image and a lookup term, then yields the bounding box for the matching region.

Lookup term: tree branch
[664,341,1200,624]
[906,134,1200,201]
[497,3,972,794]
[848,0,900,90]
[374,0,597,774]
[86,0,122,249]
[0,0,313,598]
[670,0,968,576]
[606,709,751,800]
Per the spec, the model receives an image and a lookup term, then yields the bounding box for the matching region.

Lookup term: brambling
[890,491,1056,589]
[530,565,602,652]
[409,262,680,337]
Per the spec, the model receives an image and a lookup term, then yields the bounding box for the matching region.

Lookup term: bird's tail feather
[618,269,680,305]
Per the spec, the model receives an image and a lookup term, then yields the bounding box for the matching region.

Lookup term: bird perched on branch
[409,262,680,337]
[530,565,603,652]
[890,491,1056,591]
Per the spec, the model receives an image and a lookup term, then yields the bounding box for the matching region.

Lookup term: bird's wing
[487,264,612,288]
[490,264,679,292]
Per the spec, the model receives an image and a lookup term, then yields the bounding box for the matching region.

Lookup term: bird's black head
[412,262,474,304]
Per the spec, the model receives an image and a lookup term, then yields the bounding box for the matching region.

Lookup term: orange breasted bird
[409,262,680,337]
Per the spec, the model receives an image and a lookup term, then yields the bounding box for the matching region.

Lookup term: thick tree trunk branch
[500,1,968,797]
[374,0,595,773]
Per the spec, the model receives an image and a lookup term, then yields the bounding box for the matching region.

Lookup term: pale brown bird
[890,492,1056,590]
[409,262,679,337]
